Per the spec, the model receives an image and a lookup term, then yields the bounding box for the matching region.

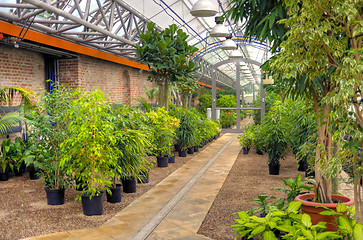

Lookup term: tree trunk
[163,80,169,111]
[314,103,333,203]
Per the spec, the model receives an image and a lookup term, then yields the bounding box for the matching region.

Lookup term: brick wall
[0,45,45,105]
[74,55,152,105]
[58,59,79,87]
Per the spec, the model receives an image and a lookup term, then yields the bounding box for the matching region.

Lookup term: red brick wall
[0,45,45,105]
[58,59,79,87]
[1,45,153,106]
[75,55,152,105]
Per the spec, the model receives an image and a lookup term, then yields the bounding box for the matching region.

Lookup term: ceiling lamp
[210,17,229,38]
[190,0,218,17]
[221,35,237,50]
[229,48,243,58]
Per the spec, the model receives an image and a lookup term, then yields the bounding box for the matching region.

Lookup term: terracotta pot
[294,193,354,232]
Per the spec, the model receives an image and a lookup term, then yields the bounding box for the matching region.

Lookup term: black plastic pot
[268,163,280,175]
[45,188,65,205]
[106,184,122,203]
[243,147,249,154]
[168,155,175,163]
[156,156,168,168]
[187,147,194,154]
[138,171,149,184]
[256,148,263,155]
[81,192,103,216]
[14,162,26,176]
[122,177,136,193]
[28,164,40,180]
[179,149,187,157]
[304,161,315,178]
[298,158,307,172]
[194,146,199,152]
[0,167,10,181]
[174,144,181,152]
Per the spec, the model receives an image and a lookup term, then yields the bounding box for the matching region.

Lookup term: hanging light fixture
[229,48,243,58]
[210,17,229,38]
[190,0,218,17]
[221,34,237,50]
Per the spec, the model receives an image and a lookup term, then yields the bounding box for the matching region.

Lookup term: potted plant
[24,83,74,205]
[145,108,179,166]
[109,106,151,197]
[260,102,289,175]
[60,88,121,215]
[0,138,14,181]
[238,126,254,154]
[252,124,264,155]
[175,110,196,157]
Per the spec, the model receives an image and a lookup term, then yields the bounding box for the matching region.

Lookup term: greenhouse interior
[0,0,362,239]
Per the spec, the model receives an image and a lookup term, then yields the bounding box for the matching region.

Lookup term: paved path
[23,131,242,240]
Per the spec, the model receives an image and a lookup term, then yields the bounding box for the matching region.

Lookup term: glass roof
[124,0,272,88]
[0,0,272,89]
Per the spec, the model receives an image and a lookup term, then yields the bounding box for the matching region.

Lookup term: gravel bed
[197,149,303,240]
[0,144,211,240]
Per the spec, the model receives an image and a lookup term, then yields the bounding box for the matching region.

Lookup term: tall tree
[136,22,199,110]
[269,0,363,220]
[224,0,287,52]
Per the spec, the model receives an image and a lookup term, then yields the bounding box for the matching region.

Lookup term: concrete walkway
[24,132,241,240]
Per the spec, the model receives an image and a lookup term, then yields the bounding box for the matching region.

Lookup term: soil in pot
[295,193,354,232]
[122,177,136,193]
[106,184,122,203]
[168,155,175,163]
[137,171,149,184]
[156,156,168,168]
[187,147,194,154]
[81,192,104,216]
[268,163,280,175]
[45,188,65,205]
[178,149,187,157]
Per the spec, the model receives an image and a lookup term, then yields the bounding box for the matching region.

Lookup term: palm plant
[0,86,34,135]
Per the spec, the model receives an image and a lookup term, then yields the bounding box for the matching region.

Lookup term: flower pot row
[44,171,151,215]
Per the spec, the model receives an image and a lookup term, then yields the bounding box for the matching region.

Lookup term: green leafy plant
[319,204,363,240]
[275,173,313,203]
[109,105,152,184]
[60,88,121,200]
[25,83,74,190]
[0,86,34,135]
[248,194,278,217]
[260,101,289,165]
[145,108,179,156]
[232,201,302,239]
[137,22,199,110]
[175,109,196,151]
[219,111,236,127]
[198,94,212,114]
[1,138,14,173]
[238,126,254,149]
[252,124,265,153]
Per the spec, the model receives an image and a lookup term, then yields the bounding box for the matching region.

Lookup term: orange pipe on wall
[0,20,149,71]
